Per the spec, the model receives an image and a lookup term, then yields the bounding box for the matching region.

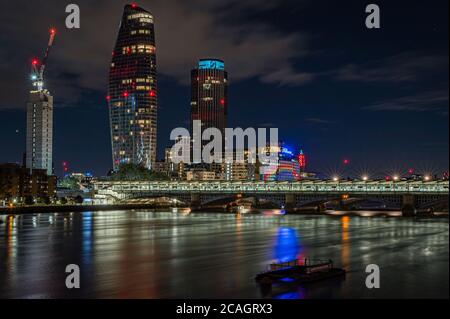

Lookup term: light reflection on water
[273,227,302,263]
[0,210,448,299]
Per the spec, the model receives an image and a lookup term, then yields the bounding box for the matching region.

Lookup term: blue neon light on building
[198,59,225,70]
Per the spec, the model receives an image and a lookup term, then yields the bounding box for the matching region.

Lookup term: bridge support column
[402,194,416,217]
[285,193,296,212]
[190,193,201,207]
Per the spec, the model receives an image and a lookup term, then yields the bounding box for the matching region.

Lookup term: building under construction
[26,28,56,176]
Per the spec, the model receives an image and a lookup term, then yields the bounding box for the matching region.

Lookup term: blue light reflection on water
[273,286,307,299]
[82,212,93,264]
[273,227,302,263]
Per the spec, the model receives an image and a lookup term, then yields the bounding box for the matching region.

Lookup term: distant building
[152,160,168,175]
[258,144,301,181]
[0,163,56,202]
[27,72,54,175]
[186,169,216,181]
[63,172,95,190]
[165,137,190,179]
[220,150,256,181]
[108,4,158,170]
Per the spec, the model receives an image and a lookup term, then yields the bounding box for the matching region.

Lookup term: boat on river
[255,258,346,285]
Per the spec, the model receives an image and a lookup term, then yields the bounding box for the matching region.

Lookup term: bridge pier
[190,193,201,207]
[401,194,416,217]
[285,193,296,211]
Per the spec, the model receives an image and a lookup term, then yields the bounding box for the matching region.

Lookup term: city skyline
[0,0,448,177]
[0,0,448,303]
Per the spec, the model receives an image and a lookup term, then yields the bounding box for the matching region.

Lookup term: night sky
[0,0,448,178]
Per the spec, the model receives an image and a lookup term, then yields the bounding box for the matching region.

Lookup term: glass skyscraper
[108,3,157,170]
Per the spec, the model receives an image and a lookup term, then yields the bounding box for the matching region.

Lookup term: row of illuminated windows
[128,120,152,125]
[122,78,154,84]
[113,118,153,128]
[202,80,222,86]
[138,18,153,24]
[136,85,152,90]
[122,44,155,54]
[131,29,151,35]
[114,129,152,140]
[197,76,227,82]
[128,13,153,20]
[116,84,153,91]
[110,103,157,111]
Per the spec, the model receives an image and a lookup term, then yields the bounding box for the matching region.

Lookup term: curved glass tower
[108,3,157,170]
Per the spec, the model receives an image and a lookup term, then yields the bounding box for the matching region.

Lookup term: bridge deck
[94,180,449,194]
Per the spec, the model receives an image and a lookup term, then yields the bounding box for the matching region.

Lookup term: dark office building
[190,59,228,152]
[108,3,157,170]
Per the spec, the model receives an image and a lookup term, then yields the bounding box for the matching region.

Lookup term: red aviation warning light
[131,3,137,8]
[343,159,350,165]
[30,28,57,91]
[220,98,225,105]
[149,90,155,97]
[408,168,414,174]
[123,91,129,98]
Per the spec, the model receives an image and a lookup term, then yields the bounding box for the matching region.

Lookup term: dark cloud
[333,52,448,83]
[363,90,449,113]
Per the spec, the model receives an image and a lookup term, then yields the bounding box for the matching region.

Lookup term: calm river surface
[0,210,448,299]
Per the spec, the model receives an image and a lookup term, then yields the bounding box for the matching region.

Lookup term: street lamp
[362,175,368,181]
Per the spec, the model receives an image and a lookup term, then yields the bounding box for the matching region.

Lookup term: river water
[0,210,448,299]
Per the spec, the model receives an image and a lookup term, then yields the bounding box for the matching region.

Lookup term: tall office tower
[26,29,56,176]
[108,3,157,170]
[190,58,228,160]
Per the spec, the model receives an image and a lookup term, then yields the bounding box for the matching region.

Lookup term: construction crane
[31,28,56,92]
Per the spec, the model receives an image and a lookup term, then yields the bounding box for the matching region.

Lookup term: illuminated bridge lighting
[94,180,449,195]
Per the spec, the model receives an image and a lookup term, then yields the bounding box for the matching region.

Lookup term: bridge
[94,179,449,216]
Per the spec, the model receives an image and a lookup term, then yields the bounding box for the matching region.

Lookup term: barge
[255,258,346,285]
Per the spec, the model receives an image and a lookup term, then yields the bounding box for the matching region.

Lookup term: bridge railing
[93,180,449,194]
